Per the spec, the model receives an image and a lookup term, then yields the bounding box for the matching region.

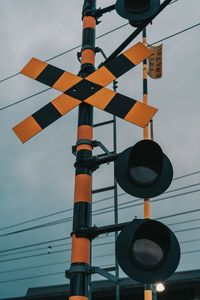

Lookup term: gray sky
[0,0,200,297]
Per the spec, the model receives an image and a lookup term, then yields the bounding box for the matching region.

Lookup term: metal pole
[143,28,152,300]
[69,1,96,300]
[143,27,151,221]
[113,80,120,300]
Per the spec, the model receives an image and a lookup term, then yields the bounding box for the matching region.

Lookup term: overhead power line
[0,185,200,238]
[0,238,114,259]
[0,23,128,85]
[0,0,181,85]
[0,221,200,264]
[0,240,114,263]
[0,20,199,111]
[0,260,115,285]
[0,172,199,234]
[149,22,200,46]
[0,189,192,237]
[1,245,200,286]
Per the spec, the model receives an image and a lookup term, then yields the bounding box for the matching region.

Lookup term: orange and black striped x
[13,42,158,143]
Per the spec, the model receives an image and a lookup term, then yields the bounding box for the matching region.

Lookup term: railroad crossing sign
[13,42,158,143]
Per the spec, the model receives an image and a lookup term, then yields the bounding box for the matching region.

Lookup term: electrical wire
[0,23,128,85]
[149,22,200,46]
[0,260,67,274]
[1,247,200,284]
[0,240,114,263]
[0,243,68,258]
[2,210,200,259]
[0,186,200,238]
[0,237,69,254]
[0,238,114,259]
[1,222,200,264]
[0,0,181,85]
[0,20,199,111]
[0,172,199,234]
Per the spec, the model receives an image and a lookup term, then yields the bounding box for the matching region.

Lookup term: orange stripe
[51,94,81,115]
[143,63,147,79]
[124,102,157,128]
[74,174,92,203]
[144,199,150,218]
[77,125,93,140]
[71,234,90,264]
[20,58,48,79]
[12,116,42,143]
[85,88,116,110]
[86,66,116,86]
[144,290,152,300]
[81,49,95,65]
[52,71,82,92]
[83,16,96,29]
[77,144,92,151]
[143,37,147,47]
[69,296,88,300]
[123,42,153,65]
[143,94,148,105]
[77,125,93,151]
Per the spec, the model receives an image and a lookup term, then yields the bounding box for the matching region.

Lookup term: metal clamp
[65,264,90,279]
[66,264,120,284]
[72,226,98,241]
[72,139,94,155]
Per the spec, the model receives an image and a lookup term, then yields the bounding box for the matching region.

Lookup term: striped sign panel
[13,42,157,143]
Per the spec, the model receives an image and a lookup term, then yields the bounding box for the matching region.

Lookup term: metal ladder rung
[93,120,114,128]
[92,186,115,194]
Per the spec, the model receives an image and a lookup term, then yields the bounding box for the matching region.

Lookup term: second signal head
[114,140,173,198]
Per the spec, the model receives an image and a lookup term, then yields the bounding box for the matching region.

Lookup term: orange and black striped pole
[143,28,150,220]
[69,1,96,300]
[143,28,152,300]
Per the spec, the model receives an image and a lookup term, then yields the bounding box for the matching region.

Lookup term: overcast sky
[0,0,200,298]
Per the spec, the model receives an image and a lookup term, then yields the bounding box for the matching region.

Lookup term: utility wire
[0,240,114,263]
[157,207,200,220]
[0,0,181,85]
[1,217,200,260]
[1,222,200,264]
[0,23,128,85]
[0,186,200,238]
[0,20,199,111]
[0,237,69,254]
[1,246,200,284]
[0,243,68,258]
[0,260,67,274]
[0,238,114,259]
[91,188,200,217]
[0,254,114,284]
[149,22,200,46]
[2,211,200,259]
[0,173,199,233]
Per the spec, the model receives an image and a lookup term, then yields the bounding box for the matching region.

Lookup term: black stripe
[143,79,148,94]
[105,54,135,78]
[82,28,95,47]
[104,93,136,119]
[36,64,65,87]
[73,202,91,230]
[70,272,88,296]
[78,103,93,126]
[76,149,93,176]
[32,102,61,129]
[65,79,102,101]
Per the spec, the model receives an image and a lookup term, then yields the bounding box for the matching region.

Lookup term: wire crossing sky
[0,0,200,298]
